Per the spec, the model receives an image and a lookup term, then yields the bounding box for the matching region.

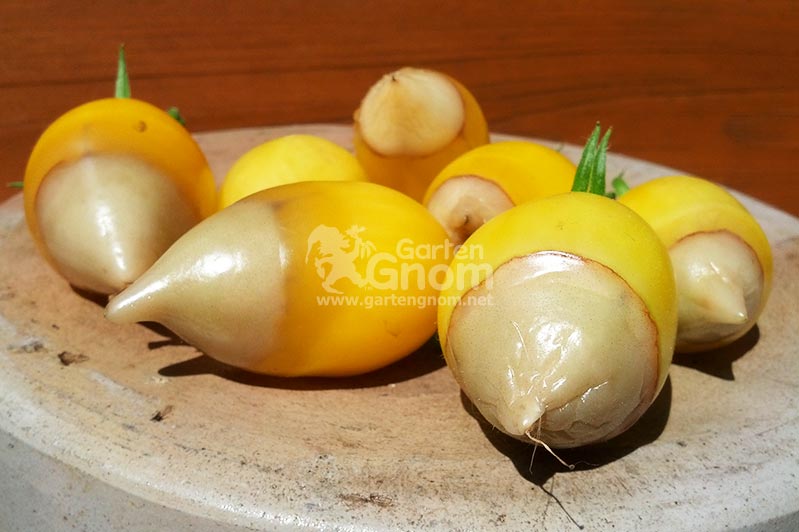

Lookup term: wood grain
[1,1,798,215]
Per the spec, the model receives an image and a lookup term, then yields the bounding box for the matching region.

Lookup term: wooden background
[1,0,797,215]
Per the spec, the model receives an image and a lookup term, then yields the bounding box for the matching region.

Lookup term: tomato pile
[22,48,772,450]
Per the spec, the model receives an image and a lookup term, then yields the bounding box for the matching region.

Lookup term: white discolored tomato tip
[104,277,165,325]
[698,274,749,325]
[357,68,465,157]
[35,153,199,295]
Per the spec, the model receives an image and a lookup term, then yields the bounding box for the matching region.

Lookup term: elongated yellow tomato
[106,181,449,377]
[618,175,772,353]
[353,67,489,202]
[24,97,216,294]
[218,134,367,209]
[423,141,575,243]
[439,193,677,448]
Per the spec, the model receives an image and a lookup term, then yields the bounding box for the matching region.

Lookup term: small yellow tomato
[618,175,772,352]
[423,140,576,243]
[106,181,450,377]
[24,97,216,294]
[217,134,367,209]
[439,193,677,448]
[353,67,489,202]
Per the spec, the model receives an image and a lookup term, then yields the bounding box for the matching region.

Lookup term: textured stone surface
[1,125,797,531]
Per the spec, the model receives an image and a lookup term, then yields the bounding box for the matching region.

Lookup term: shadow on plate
[156,335,446,390]
[70,287,195,346]
[71,286,110,307]
[140,322,190,349]
[465,376,673,488]
[672,325,759,381]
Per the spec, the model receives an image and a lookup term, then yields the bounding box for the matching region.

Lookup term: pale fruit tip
[425,175,514,244]
[104,277,165,325]
[447,252,660,448]
[496,397,544,438]
[699,274,749,325]
[358,67,464,157]
[35,153,199,295]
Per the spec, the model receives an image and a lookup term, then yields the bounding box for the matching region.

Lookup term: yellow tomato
[619,175,772,352]
[438,192,677,447]
[353,67,489,201]
[24,97,216,294]
[423,140,576,243]
[106,181,449,377]
[218,134,367,209]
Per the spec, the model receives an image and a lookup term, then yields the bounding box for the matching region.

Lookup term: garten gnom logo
[305,224,376,294]
[304,224,494,308]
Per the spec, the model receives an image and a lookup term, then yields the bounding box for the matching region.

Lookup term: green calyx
[611,173,630,198]
[571,123,633,198]
[115,44,131,98]
[7,181,23,189]
[571,122,612,196]
[167,106,186,126]
[113,46,185,126]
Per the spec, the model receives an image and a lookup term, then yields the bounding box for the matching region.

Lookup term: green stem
[7,181,23,189]
[116,44,131,98]
[571,123,613,196]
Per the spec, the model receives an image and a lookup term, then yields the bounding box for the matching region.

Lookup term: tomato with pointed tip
[24,97,216,295]
[423,140,575,244]
[437,125,678,450]
[106,180,450,377]
[353,67,489,201]
[618,175,772,352]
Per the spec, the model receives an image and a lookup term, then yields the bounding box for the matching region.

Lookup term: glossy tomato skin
[438,193,677,447]
[422,140,576,243]
[107,180,450,377]
[353,70,489,202]
[217,134,367,210]
[24,98,216,293]
[619,175,772,352]
[424,140,575,207]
